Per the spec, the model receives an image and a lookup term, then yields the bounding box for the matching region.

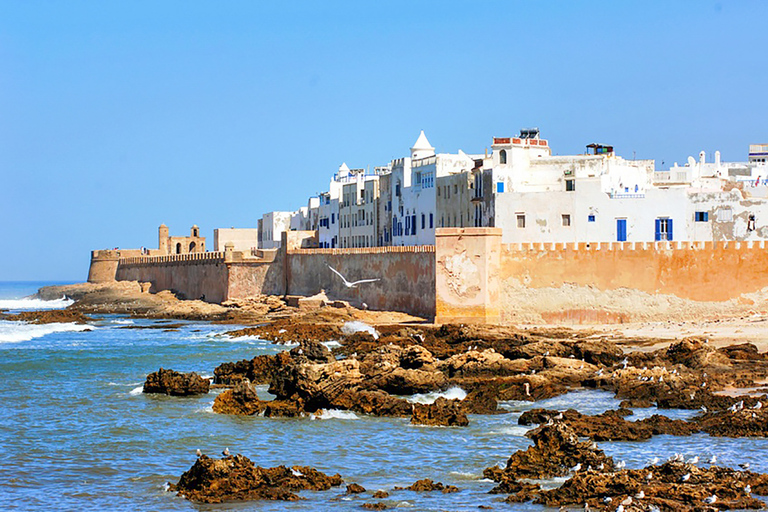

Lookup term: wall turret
[159,224,169,254]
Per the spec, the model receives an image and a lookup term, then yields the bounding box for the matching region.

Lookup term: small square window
[566,179,576,192]
[562,214,571,227]
[516,214,526,228]
[588,215,596,222]
[695,211,709,222]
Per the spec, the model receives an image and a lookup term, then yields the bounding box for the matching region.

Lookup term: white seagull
[222,447,230,457]
[196,448,202,457]
[704,494,717,505]
[327,265,380,288]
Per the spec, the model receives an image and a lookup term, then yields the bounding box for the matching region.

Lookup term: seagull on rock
[327,265,380,288]
[704,495,717,505]
[222,447,230,457]
[196,449,202,457]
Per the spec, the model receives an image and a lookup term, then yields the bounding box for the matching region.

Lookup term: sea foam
[0,296,74,311]
[0,321,91,344]
[310,409,359,420]
[341,320,379,339]
[407,386,467,404]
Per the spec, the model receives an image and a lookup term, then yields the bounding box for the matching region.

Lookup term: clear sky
[1,1,766,281]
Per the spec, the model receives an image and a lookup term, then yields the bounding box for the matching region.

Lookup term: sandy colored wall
[498,240,768,323]
[116,253,228,303]
[286,246,436,318]
[226,260,285,299]
[88,250,120,283]
[434,228,502,324]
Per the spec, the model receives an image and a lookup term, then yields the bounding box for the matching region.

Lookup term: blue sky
[1,1,766,281]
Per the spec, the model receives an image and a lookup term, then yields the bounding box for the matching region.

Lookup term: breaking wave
[0,321,91,344]
[310,409,359,420]
[341,320,379,340]
[407,387,467,404]
[0,296,74,311]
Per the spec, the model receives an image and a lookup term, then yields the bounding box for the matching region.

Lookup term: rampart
[500,240,768,302]
[116,252,228,303]
[91,229,768,324]
[286,245,436,319]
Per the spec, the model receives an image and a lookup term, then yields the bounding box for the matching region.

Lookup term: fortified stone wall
[116,252,228,303]
[500,240,768,302]
[286,246,436,319]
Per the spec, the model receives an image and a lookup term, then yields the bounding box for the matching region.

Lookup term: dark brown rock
[168,454,343,503]
[143,368,209,396]
[372,490,389,498]
[485,422,613,485]
[362,503,387,510]
[411,398,469,427]
[395,479,458,493]
[518,408,700,441]
[0,308,92,324]
[346,483,366,494]
[536,461,768,512]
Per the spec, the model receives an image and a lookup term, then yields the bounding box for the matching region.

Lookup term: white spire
[410,130,435,160]
[339,162,350,173]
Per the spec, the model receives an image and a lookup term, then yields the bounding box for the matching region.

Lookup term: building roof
[411,130,434,151]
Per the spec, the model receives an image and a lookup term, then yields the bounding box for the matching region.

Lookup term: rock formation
[143,368,209,396]
[169,453,343,503]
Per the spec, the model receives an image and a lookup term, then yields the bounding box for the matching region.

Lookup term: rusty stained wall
[226,259,285,299]
[286,249,435,319]
[116,259,228,303]
[500,241,768,303]
[434,228,502,324]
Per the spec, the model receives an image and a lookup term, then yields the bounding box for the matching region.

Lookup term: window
[517,214,526,228]
[331,213,335,224]
[566,179,576,192]
[396,183,401,197]
[429,213,433,229]
[748,214,756,232]
[405,215,410,235]
[655,218,673,241]
[497,182,505,193]
[412,214,417,234]
[717,208,733,222]
[562,214,571,227]
[499,149,507,164]
[694,211,709,222]
[588,215,596,222]
[421,214,425,230]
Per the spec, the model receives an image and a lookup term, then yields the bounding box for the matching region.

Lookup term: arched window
[176,243,182,254]
[189,242,196,252]
[499,149,507,164]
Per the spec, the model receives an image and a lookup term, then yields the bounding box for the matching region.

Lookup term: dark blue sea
[1,281,766,511]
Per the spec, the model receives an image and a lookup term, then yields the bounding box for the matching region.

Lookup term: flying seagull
[327,264,380,288]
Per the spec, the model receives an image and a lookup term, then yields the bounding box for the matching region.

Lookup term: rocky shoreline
[25,281,768,508]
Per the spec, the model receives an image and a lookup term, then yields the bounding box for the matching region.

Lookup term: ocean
[1,281,766,511]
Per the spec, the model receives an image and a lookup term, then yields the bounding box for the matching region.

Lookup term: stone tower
[158,224,169,254]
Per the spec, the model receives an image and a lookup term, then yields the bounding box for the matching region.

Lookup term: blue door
[616,219,627,242]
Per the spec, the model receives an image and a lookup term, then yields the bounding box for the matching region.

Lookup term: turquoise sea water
[1,281,767,511]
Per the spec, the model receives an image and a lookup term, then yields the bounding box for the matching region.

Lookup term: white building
[267,128,768,249]
[258,211,293,249]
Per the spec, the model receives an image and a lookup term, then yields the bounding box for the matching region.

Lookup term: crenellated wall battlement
[288,245,435,256]
[504,240,768,252]
[119,252,225,266]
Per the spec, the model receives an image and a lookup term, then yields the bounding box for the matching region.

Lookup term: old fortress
[89,130,768,323]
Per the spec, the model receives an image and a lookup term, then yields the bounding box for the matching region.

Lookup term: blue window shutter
[667,219,673,241]
[497,182,504,193]
[655,219,661,241]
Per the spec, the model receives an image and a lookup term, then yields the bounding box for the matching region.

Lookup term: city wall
[116,252,228,303]
[286,246,436,319]
[93,230,768,324]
